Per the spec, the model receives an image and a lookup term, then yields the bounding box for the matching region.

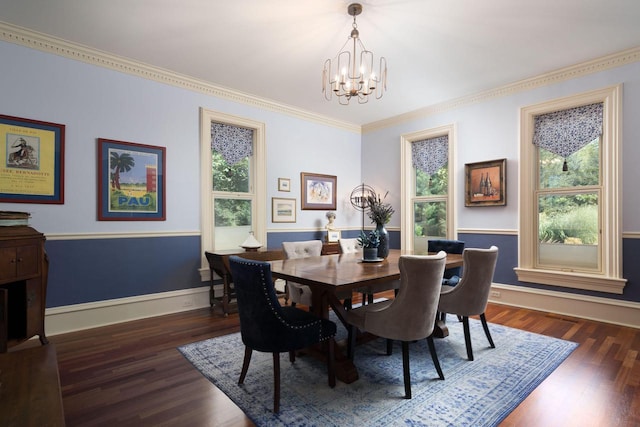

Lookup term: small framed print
[278,177,290,192]
[272,197,296,223]
[327,230,341,243]
[465,158,506,207]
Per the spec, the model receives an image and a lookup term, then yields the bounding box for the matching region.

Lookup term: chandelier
[322,3,387,105]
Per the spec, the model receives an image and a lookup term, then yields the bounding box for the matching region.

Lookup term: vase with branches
[365,192,394,258]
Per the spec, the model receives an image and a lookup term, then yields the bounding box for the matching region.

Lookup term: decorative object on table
[300,172,337,210]
[0,211,30,227]
[357,229,380,261]
[464,158,506,206]
[322,3,387,105]
[277,177,290,192]
[0,114,65,204]
[271,197,296,223]
[325,211,339,242]
[179,315,578,426]
[97,138,166,220]
[240,231,262,252]
[349,183,376,230]
[365,191,395,259]
[327,230,341,243]
[227,256,336,413]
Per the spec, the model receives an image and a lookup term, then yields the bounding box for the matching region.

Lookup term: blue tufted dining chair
[428,239,465,286]
[229,256,337,413]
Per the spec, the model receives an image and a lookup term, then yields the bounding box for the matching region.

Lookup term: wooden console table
[0,344,65,426]
[0,226,49,353]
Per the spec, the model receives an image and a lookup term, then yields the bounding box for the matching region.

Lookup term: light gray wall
[362,61,640,233]
[0,40,363,233]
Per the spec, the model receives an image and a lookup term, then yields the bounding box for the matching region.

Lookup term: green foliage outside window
[212,151,251,227]
[538,139,599,245]
[414,166,448,238]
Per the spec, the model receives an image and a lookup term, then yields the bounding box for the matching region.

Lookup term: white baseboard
[44,282,640,337]
[489,283,640,329]
[44,286,211,336]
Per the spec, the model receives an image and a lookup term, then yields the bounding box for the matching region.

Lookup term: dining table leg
[307,291,359,384]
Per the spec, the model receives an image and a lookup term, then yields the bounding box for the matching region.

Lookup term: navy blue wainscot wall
[459,233,638,303]
[45,235,202,308]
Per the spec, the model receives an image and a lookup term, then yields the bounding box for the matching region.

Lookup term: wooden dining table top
[268,249,463,294]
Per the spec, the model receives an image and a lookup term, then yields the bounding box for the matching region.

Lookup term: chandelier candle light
[322,3,387,105]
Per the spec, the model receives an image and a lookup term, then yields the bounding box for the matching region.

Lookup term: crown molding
[0,21,361,134]
[362,46,640,133]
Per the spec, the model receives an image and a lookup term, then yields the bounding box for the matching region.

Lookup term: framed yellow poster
[0,114,65,204]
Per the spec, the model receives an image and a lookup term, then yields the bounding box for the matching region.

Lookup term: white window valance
[533,102,603,157]
[211,122,253,165]
[411,135,448,176]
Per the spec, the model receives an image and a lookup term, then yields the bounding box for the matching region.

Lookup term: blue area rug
[179,317,577,426]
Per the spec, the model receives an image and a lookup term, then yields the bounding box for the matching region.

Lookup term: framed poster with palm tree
[97,138,166,220]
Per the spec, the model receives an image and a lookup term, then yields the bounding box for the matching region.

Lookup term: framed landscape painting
[97,138,166,220]
[272,197,296,223]
[300,172,337,210]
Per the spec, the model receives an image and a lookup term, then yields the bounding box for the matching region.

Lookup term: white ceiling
[1,0,640,126]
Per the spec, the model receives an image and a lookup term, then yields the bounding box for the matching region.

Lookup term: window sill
[514,268,626,294]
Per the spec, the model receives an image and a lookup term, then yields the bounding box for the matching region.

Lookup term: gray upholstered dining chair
[281,240,323,308]
[339,237,399,306]
[229,256,336,413]
[437,246,499,361]
[338,237,361,254]
[282,240,354,309]
[346,252,447,399]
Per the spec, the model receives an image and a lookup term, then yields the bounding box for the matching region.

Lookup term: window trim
[515,85,626,294]
[199,108,266,267]
[400,124,456,250]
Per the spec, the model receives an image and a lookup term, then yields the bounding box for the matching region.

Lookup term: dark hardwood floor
[34,294,640,426]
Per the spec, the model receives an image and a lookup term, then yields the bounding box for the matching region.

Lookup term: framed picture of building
[97,138,166,220]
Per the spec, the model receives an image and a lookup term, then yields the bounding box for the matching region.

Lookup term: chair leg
[462,316,474,361]
[368,293,374,304]
[289,350,296,363]
[426,335,444,380]
[272,352,280,413]
[343,298,352,310]
[238,346,252,384]
[327,338,336,388]
[480,313,495,348]
[402,341,411,399]
[360,292,367,305]
[386,338,393,355]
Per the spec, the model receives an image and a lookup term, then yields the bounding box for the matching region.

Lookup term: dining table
[268,249,463,383]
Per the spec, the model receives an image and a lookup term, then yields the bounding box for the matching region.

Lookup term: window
[200,109,265,261]
[516,86,626,293]
[401,125,455,252]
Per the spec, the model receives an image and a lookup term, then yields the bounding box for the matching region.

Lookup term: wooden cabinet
[0,226,49,352]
